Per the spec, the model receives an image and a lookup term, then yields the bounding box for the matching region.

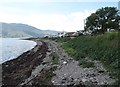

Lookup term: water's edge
[1,38,37,64]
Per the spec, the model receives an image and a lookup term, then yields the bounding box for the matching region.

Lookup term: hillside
[0,22,60,38]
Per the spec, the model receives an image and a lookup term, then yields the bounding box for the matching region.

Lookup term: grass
[79,59,95,68]
[52,31,119,84]
[51,52,59,65]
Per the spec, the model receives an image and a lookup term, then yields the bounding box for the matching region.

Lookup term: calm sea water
[0,38,37,64]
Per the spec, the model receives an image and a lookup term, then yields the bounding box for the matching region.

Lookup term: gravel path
[44,40,115,85]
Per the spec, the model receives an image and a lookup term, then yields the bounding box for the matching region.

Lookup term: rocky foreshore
[2,40,116,87]
[2,40,53,86]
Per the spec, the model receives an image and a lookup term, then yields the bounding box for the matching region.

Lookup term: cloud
[26,11,94,32]
[0,10,94,32]
[0,0,118,3]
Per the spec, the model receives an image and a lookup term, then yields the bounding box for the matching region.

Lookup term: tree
[85,7,120,34]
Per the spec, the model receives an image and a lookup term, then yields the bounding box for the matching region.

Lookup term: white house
[58,31,66,37]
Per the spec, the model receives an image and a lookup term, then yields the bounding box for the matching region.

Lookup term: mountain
[0,22,61,38]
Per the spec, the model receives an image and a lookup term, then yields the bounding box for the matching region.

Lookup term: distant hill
[43,30,61,36]
[0,22,61,38]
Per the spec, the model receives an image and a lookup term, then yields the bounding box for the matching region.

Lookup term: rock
[61,78,67,83]
[43,65,51,71]
[5,65,9,67]
[98,70,105,73]
[86,73,96,77]
[48,49,52,52]
[63,61,67,65]
[82,78,87,82]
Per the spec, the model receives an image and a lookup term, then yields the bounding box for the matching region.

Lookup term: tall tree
[85,7,120,34]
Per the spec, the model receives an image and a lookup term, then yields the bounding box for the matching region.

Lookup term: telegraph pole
[118,1,120,31]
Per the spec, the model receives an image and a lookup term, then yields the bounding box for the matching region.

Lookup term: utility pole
[118,1,120,14]
[118,1,120,31]
[84,19,86,30]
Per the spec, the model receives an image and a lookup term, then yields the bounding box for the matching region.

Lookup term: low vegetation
[52,31,119,83]
[78,59,95,68]
[51,52,59,65]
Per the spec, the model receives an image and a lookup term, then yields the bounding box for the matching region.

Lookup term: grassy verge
[52,32,119,84]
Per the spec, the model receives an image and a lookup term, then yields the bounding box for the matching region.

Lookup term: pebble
[82,78,87,82]
[63,61,67,64]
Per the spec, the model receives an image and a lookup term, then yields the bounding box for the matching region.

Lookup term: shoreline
[2,39,116,86]
[1,38,37,64]
[2,40,52,86]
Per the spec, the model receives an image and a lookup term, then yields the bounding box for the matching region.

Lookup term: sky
[0,0,119,32]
